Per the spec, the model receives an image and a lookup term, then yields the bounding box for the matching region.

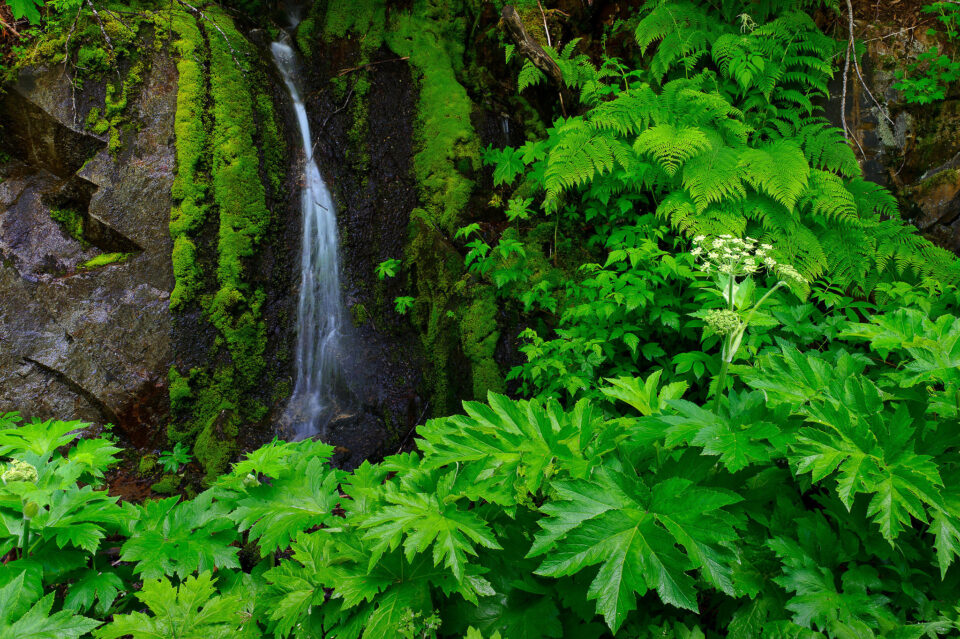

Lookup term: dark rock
[0,51,176,448]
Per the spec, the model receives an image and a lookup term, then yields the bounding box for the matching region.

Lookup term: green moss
[193,403,239,483]
[351,302,370,326]
[460,288,505,397]
[138,454,157,475]
[296,15,317,57]
[77,45,109,73]
[169,11,210,311]
[165,9,280,480]
[79,252,131,270]
[50,208,87,247]
[151,473,182,494]
[324,0,385,52]
[386,1,479,235]
[255,93,285,197]
[375,0,482,413]
[168,366,192,415]
[85,107,110,136]
[406,215,469,413]
[103,54,147,156]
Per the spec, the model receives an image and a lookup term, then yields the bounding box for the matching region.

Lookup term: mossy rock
[151,473,182,494]
[138,454,157,476]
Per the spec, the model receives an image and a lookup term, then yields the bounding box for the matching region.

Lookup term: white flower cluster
[690,234,805,284]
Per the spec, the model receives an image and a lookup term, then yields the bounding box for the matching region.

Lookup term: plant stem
[20,519,30,560]
[713,357,729,415]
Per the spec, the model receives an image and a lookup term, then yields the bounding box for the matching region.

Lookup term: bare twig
[316,86,354,144]
[845,0,894,127]
[396,401,430,454]
[0,14,19,37]
[62,4,83,64]
[86,0,114,53]
[102,8,137,35]
[536,0,568,116]
[537,0,552,48]
[335,56,409,76]
[174,0,244,71]
[841,25,851,139]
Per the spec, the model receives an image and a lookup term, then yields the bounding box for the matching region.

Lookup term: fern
[635,124,712,177]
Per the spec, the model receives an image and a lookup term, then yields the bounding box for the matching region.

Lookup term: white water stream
[271,37,345,439]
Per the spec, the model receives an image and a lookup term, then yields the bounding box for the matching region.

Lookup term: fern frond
[634,124,712,177]
[793,119,860,176]
[681,146,745,211]
[739,140,809,209]
[518,60,545,93]
[847,177,900,219]
[589,87,660,136]
[801,170,859,227]
[544,120,631,204]
[635,2,719,82]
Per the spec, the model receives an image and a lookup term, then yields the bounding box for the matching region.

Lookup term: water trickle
[271,38,346,439]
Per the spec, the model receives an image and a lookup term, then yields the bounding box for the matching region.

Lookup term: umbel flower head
[2,460,38,484]
[690,234,806,285]
[704,309,741,335]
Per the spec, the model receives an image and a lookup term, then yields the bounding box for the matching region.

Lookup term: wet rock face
[294,36,426,468]
[0,53,176,447]
[824,18,960,252]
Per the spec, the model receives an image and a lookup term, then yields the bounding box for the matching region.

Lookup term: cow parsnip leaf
[530,466,741,631]
[94,572,246,639]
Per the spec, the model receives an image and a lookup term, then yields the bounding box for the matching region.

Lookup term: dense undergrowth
[3,0,960,637]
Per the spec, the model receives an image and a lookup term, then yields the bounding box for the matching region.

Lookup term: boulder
[0,52,176,447]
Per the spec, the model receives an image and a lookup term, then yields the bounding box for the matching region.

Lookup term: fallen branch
[316,85,354,141]
[174,0,245,72]
[0,14,19,37]
[336,56,409,76]
[86,0,114,53]
[840,0,867,159]
[501,5,565,87]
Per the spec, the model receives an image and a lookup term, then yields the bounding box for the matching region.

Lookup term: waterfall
[271,37,345,440]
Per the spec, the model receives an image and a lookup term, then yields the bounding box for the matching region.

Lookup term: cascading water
[271,36,346,440]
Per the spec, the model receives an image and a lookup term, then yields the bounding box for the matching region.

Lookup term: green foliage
[79,252,131,270]
[893,2,960,104]
[158,442,191,473]
[377,258,402,279]
[49,208,86,247]
[8,1,960,637]
[94,572,249,639]
[7,0,42,23]
[395,295,416,314]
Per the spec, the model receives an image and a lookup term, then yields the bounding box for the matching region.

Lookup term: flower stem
[713,358,730,415]
[20,519,30,560]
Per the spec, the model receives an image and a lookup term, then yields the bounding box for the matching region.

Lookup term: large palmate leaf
[529,465,741,631]
[230,455,342,555]
[416,393,612,507]
[650,391,788,472]
[360,468,502,582]
[266,529,464,639]
[94,572,247,639]
[0,571,99,639]
[120,491,239,579]
[844,310,960,387]
[63,569,125,617]
[788,374,960,573]
[0,419,85,459]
